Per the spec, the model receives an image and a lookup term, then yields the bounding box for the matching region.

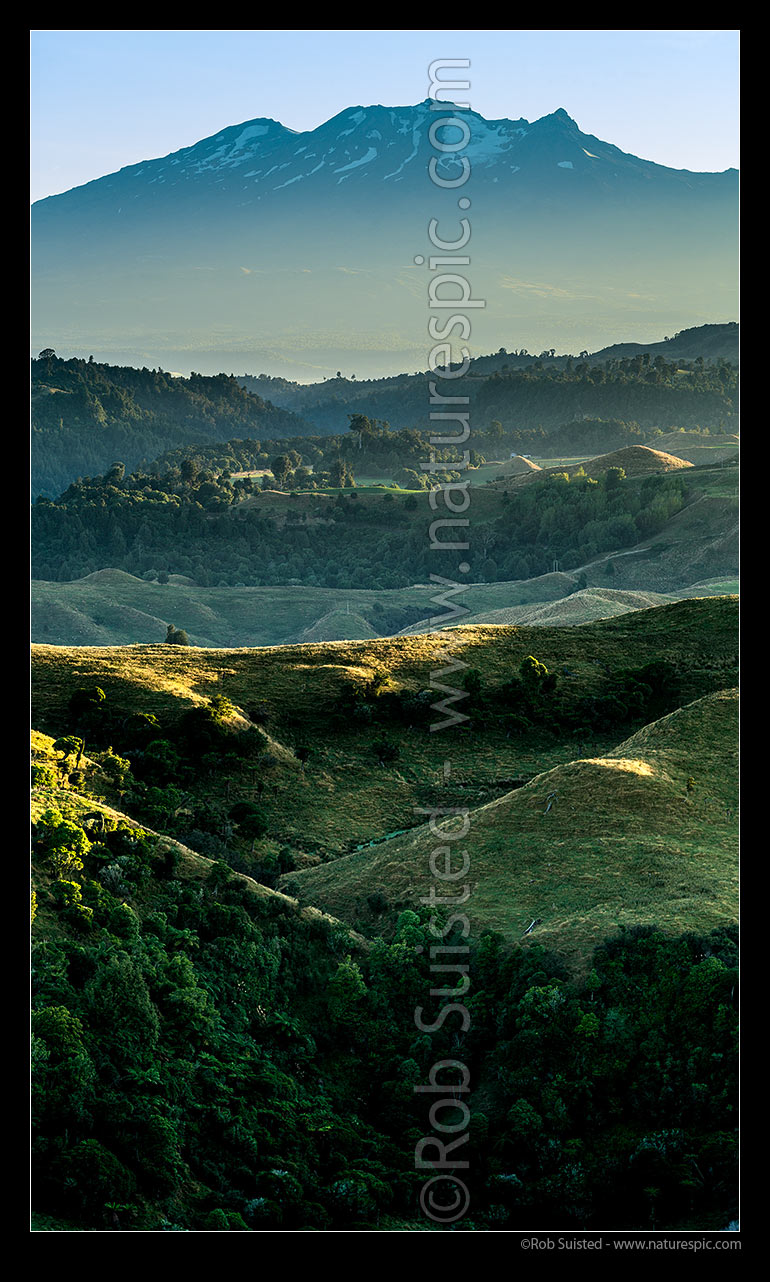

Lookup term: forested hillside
[240,345,738,437]
[30,596,739,1230]
[32,456,697,588]
[31,354,313,498]
[32,337,738,500]
[31,784,739,1233]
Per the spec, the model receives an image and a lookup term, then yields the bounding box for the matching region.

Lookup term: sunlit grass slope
[31,598,737,863]
[283,689,738,968]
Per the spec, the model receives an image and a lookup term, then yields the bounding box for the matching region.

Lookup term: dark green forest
[32,801,738,1232]
[31,354,313,498]
[32,455,690,588]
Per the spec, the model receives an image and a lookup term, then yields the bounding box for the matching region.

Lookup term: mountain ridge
[33,100,737,210]
[31,101,739,377]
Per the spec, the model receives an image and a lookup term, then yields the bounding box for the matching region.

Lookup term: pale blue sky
[31,29,739,201]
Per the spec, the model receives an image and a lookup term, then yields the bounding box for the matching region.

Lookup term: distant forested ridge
[31,354,314,498]
[590,322,739,364]
[32,340,737,498]
[239,343,738,438]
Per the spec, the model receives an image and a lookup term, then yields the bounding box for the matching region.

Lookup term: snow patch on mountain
[234,124,270,147]
[338,110,367,138]
[334,147,378,174]
[465,123,516,162]
[383,127,422,179]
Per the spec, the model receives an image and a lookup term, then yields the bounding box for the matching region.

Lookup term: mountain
[31,102,738,379]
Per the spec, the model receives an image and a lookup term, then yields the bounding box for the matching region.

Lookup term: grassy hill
[282,689,738,968]
[297,608,380,643]
[31,597,738,863]
[474,454,542,483]
[407,580,739,631]
[32,569,739,648]
[30,572,438,648]
[653,431,739,467]
[487,444,693,490]
[31,450,738,646]
[463,587,674,627]
[30,706,738,1231]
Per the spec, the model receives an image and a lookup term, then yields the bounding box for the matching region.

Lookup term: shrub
[463,668,483,698]
[229,802,269,840]
[96,748,133,788]
[51,879,82,908]
[31,762,57,789]
[165,625,190,645]
[52,736,84,765]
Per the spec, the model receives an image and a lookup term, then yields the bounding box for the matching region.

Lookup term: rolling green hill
[30,594,739,1231]
[31,446,738,643]
[282,689,738,967]
[31,597,738,862]
[653,431,739,467]
[486,444,693,489]
[30,570,737,649]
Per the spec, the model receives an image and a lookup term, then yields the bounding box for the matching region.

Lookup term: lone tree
[52,736,85,767]
[519,656,557,697]
[270,455,292,489]
[165,624,190,646]
[229,802,269,841]
[329,458,355,488]
[366,670,390,698]
[462,668,483,699]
